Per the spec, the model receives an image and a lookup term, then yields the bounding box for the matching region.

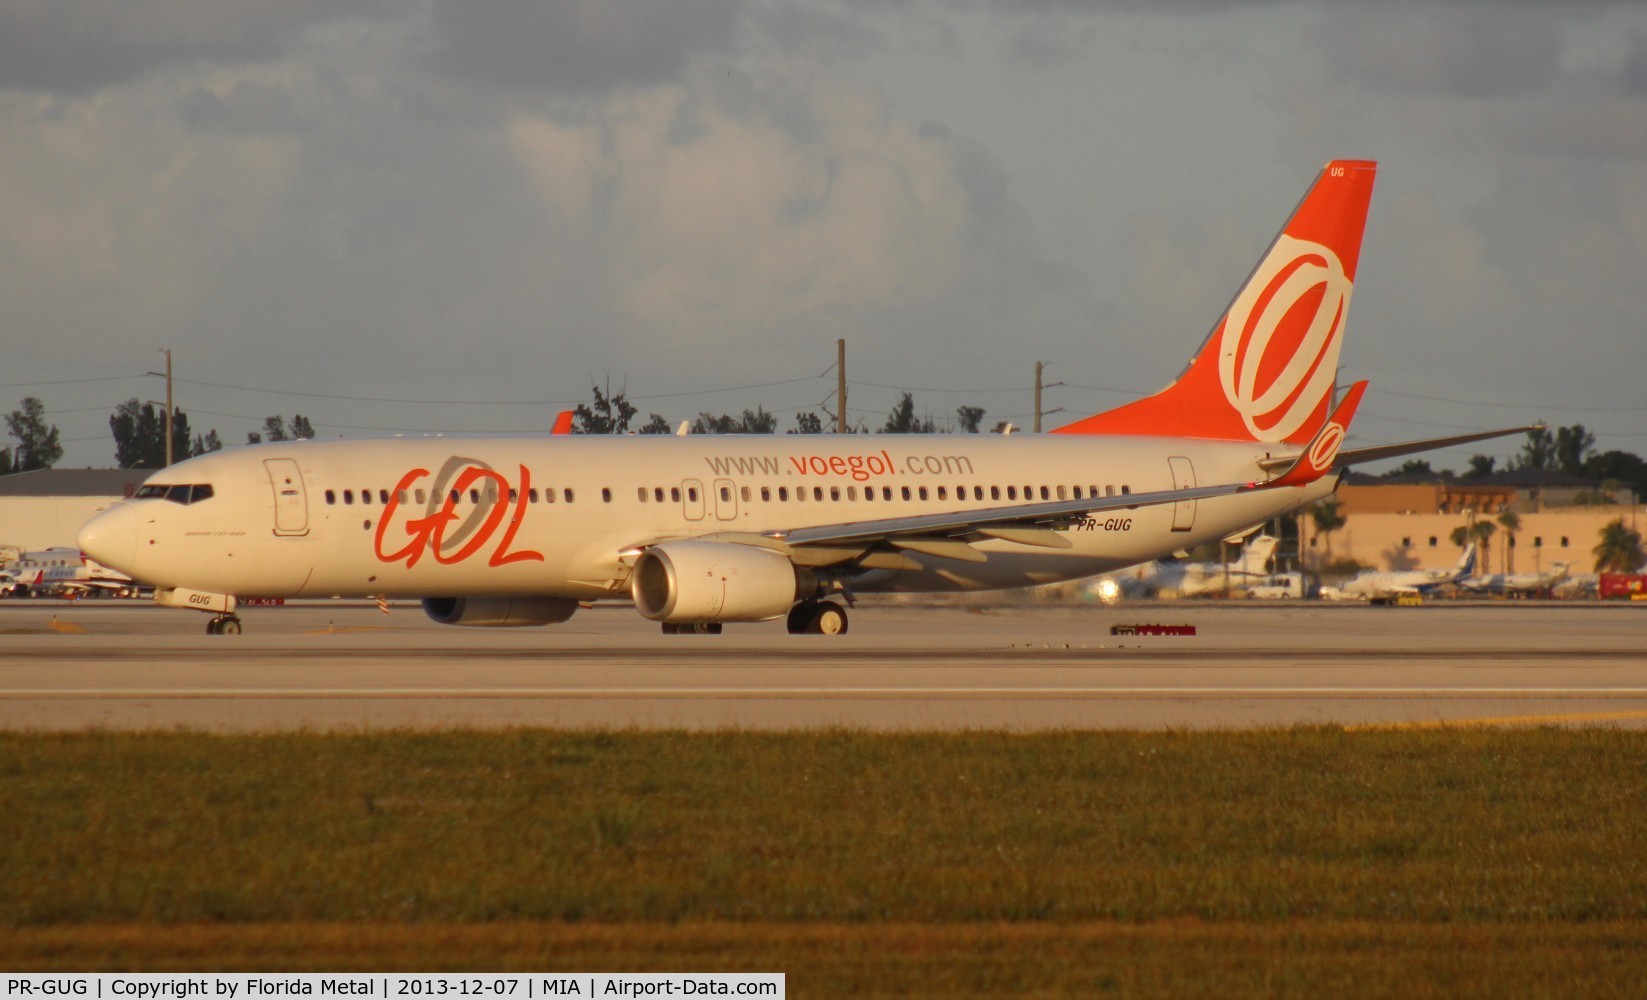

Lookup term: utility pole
[162,348,174,467]
[1034,361,1043,433]
[836,339,847,434]
[1033,360,1064,433]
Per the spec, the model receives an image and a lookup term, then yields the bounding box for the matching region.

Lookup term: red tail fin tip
[1055,160,1377,444]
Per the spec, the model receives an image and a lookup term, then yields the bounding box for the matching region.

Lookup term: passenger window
[380,489,390,504]
[778,486,788,501]
[882,486,893,500]
[720,486,731,502]
[991,486,1001,501]
[360,489,371,506]
[918,486,928,501]
[1006,486,1016,500]
[564,489,575,503]
[901,486,912,501]
[796,487,806,502]
[829,487,840,501]
[529,488,539,503]
[469,489,480,504]
[863,488,874,503]
[937,486,948,500]
[741,486,751,502]
[671,487,681,503]
[487,487,499,504]
[813,487,824,501]
[415,489,427,504]
[686,487,697,502]
[602,488,613,503]
[638,487,648,502]
[343,490,354,505]
[324,489,336,506]
[508,489,517,503]
[655,487,665,503]
[1121,485,1131,495]
[1072,486,1082,500]
[761,487,771,502]
[846,486,857,501]
[1057,486,1067,500]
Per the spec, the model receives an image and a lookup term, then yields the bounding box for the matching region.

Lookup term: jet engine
[422,596,579,627]
[631,540,813,624]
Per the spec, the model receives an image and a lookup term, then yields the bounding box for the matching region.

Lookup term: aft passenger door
[264,458,310,536]
[1168,456,1196,532]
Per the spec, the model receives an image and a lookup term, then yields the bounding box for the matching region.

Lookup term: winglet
[1263,380,1367,489]
[550,410,575,435]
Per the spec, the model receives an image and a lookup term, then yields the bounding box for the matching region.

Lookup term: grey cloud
[1309,8,1566,98]
[428,0,741,95]
[752,3,883,62]
[0,0,379,95]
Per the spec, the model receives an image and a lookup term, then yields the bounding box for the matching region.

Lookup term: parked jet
[78,160,1533,635]
[0,548,138,597]
[1459,561,1571,598]
[1093,534,1280,603]
[1320,545,1478,603]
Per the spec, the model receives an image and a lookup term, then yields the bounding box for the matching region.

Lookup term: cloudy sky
[3,0,1644,470]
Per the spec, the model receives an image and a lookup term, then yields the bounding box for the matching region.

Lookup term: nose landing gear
[206,615,242,635]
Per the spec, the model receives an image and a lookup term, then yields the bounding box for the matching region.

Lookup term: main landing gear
[786,600,849,635]
[661,622,723,634]
[206,614,242,635]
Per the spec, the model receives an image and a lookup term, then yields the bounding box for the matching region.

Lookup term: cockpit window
[135,483,215,505]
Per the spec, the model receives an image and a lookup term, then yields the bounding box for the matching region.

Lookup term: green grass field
[3,728,1645,997]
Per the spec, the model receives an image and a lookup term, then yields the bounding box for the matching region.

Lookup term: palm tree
[1496,510,1521,574]
[1452,521,1495,575]
[1306,498,1347,569]
[1593,519,1646,573]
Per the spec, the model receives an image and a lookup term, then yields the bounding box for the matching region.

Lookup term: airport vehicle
[1092,533,1280,603]
[1458,562,1571,598]
[1319,545,1477,603]
[78,160,1533,635]
[1247,571,1307,600]
[1599,573,1647,599]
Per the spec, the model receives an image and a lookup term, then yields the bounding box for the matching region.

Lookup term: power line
[169,371,828,406]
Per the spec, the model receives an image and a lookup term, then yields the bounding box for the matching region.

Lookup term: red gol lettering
[374,464,544,568]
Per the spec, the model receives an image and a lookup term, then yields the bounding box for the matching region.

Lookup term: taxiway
[0,600,1642,731]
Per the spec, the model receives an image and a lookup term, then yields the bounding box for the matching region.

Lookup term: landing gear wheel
[811,602,848,635]
[786,602,815,635]
[662,622,722,635]
[207,615,242,635]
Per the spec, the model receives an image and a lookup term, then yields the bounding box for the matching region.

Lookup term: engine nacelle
[631,541,811,624]
[422,596,579,627]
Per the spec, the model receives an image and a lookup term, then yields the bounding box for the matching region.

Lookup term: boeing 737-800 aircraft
[78,160,1530,635]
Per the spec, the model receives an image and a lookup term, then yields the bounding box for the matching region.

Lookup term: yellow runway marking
[47,617,87,634]
[1349,710,1647,731]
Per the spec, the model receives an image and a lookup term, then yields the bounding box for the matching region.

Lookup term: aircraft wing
[613,383,1360,568]
[758,379,1364,558]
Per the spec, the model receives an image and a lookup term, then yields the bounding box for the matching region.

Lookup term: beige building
[0,469,143,553]
[1308,471,1643,575]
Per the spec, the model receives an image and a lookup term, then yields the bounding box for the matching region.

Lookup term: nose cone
[79,503,140,576]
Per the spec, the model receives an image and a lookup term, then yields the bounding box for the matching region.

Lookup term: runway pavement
[1,599,1643,731]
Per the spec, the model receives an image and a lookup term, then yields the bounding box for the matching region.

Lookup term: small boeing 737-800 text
[79,160,1532,635]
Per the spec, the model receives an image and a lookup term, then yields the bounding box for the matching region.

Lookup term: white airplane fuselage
[84,433,1332,602]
